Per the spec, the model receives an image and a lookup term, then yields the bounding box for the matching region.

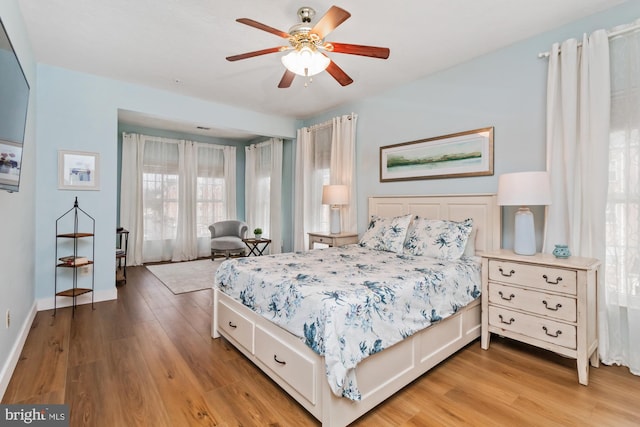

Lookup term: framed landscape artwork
[380,127,494,182]
[58,150,100,190]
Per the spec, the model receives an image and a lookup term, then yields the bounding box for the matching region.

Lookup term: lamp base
[329,206,341,234]
[513,207,536,255]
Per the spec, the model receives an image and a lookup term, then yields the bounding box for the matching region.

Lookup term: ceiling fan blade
[325,60,353,86]
[226,47,283,61]
[278,70,296,88]
[236,18,291,39]
[311,6,351,39]
[328,42,390,59]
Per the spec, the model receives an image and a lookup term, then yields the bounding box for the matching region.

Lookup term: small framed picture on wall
[58,150,100,190]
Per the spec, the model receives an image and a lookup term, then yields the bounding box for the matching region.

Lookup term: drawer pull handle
[542,274,563,285]
[498,314,515,325]
[273,355,286,366]
[542,326,562,338]
[498,291,515,301]
[499,268,515,277]
[542,300,562,311]
[228,321,237,329]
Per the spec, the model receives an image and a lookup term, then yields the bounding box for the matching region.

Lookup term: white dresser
[480,249,600,385]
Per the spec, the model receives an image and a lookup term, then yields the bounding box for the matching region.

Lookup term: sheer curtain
[195,143,229,257]
[141,138,180,262]
[602,21,640,375]
[330,115,358,233]
[294,123,331,251]
[120,133,235,264]
[172,141,197,261]
[245,138,283,254]
[294,114,357,251]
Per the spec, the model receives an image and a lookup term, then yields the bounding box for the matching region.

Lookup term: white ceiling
[18,0,626,139]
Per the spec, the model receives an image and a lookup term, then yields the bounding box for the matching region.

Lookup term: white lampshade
[281,47,330,77]
[322,185,348,235]
[322,185,349,206]
[497,171,552,206]
[497,171,552,256]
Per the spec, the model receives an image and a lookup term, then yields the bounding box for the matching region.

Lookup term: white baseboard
[0,301,37,401]
[36,288,118,311]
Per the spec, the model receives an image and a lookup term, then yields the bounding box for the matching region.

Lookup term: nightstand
[481,249,600,385]
[307,231,359,250]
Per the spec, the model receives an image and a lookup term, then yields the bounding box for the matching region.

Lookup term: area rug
[146,259,224,294]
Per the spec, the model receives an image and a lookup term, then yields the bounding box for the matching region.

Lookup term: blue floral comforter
[214,245,481,401]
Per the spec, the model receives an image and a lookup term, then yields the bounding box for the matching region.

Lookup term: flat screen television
[0,17,30,193]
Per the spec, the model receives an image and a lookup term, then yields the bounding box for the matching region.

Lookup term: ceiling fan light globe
[281,48,330,77]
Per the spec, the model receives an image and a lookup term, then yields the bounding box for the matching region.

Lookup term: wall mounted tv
[0,17,30,193]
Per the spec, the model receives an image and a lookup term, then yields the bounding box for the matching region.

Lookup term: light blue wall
[306,1,640,249]
[0,0,37,395]
[33,65,299,301]
[3,0,640,397]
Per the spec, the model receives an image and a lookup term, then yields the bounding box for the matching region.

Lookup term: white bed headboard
[368,194,501,253]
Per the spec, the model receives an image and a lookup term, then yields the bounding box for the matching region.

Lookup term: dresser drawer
[488,260,577,295]
[314,236,330,245]
[489,306,576,349]
[218,299,254,353]
[488,282,577,322]
[255,325,318,404]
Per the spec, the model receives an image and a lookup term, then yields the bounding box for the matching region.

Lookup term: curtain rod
[304,113,356,132]
[537,21,640,58]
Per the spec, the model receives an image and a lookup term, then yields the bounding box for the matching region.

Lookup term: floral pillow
[403,216,473,260]
[359,214,413,253]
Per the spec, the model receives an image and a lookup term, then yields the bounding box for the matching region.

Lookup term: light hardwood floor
[3,265,639,426]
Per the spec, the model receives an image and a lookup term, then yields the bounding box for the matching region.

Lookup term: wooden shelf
[56,260,94,268]
[56,288,93,297]
[56,232,94,238]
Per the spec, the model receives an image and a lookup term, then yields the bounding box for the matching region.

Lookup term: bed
[212,194,500,426]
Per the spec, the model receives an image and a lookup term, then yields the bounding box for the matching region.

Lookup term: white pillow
[359,214,413,253]
[403,217,473,260]
[463,226,477,257]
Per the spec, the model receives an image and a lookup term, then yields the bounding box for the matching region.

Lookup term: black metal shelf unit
[54,197,95,315]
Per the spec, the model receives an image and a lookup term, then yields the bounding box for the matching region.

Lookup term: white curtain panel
[293,124,332,251]
[223,145,237,219]
[330,114,358,233]
[602,21,640,375]
[172,141,198,262]
[120,133,235,263]
[245,143,269,240]
[120,133,145,266]
[270,139,283,254]
[293,128,311,251]
[141,138,180,262]
[245,138,283,254]
[543,30,610,259]
[197,143,229,257]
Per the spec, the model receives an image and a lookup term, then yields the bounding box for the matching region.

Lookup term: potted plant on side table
[253,228,263,239]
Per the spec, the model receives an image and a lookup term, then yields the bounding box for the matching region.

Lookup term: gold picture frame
[380,127,494,182]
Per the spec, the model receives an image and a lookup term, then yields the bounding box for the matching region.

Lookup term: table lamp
[322,184,348,234]
[497,171,552,255]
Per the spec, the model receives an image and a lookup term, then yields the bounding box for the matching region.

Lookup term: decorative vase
[553,244,571,259]
[254,233,262,240]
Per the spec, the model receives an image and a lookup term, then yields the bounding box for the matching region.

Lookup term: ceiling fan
[226,5,390,88]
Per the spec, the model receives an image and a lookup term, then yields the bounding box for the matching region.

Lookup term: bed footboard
[212,288,481,427]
